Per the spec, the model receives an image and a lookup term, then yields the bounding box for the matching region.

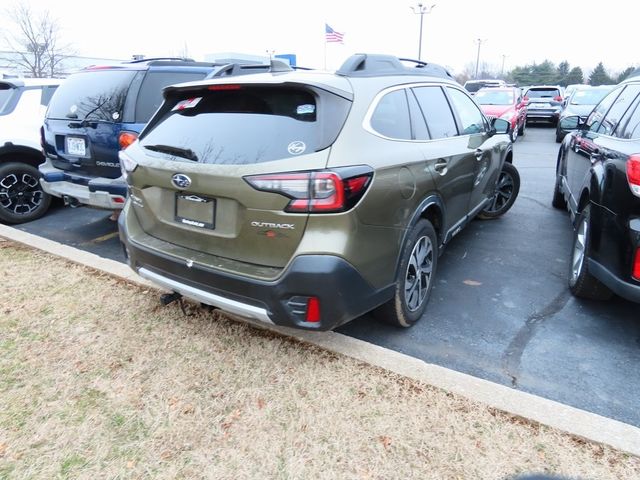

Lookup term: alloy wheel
[0,172,44,216]
[404,235,434,312]
[484,169,515,213]
[571,215,587,284]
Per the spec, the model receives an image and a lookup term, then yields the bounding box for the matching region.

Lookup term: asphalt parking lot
[15,125,640,427]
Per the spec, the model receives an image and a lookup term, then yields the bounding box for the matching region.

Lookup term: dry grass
[0,240,638,480]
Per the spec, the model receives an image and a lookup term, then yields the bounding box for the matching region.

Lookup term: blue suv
[39,58,222,210]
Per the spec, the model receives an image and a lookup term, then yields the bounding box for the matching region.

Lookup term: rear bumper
[526,109,560,122]
[39,159,127,209]
[119,211,393,331]
[589,259,640,303]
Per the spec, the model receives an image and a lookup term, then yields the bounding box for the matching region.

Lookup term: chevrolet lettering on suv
[119,54,520,330]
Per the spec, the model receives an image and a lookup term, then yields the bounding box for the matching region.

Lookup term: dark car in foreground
[553,79,640,303]
[555,85,615,142]
[119,54,519,331]
[524,86,563,125]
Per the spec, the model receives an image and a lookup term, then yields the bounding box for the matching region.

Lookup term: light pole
[501,54,507,77]
[474,38,486,79]
[410,3,436,61]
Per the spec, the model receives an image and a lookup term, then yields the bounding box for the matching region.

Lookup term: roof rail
[127,57,196,64]
[206,59,293,79]
[336,53,455,80]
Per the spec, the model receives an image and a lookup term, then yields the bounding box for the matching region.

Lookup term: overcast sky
[1,0,636,75]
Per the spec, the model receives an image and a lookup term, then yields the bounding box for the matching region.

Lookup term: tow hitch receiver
[160,291,189,316]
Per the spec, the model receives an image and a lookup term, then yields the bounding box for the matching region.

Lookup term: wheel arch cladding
[0,145,45,169]
[421,203,443,241]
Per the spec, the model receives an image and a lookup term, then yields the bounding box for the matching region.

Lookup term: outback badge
[172,173,192,189]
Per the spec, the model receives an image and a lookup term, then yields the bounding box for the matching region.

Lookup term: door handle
[474,148,484,161]
[434,159,448,175]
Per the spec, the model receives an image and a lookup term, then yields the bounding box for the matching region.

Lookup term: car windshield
[140,85,351,165]
[570,88,612,105]
[526,88,559,99]
[46,69,137,122]
[0,84,16,115]
[474,90,514,105]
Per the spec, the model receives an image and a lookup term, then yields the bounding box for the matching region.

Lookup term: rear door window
[140,85,351,164]
[0,84,17,114]
[412,86,458,139]
[370,89,412,140]
[46,70,137,122]
[586,87,624,133]
[134,71,208,123]
[615,94,640,139]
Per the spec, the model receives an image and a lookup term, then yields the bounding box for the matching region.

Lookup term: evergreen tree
[557,61,570,86]
[565,67,584,85]
[616,66,636,83]
[589,62,614,85]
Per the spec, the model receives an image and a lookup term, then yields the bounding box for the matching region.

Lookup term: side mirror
[559,115,587,131]
[490,117,511,136]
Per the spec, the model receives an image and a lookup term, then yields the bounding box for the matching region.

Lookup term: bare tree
[1,2,74,77]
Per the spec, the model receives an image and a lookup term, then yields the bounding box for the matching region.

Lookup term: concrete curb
[2,223,639,457]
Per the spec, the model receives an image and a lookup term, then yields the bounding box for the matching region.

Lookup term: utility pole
[474,38,486,79]
[410,3,436,61]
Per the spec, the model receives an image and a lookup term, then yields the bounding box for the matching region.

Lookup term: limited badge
[287,141,306,155]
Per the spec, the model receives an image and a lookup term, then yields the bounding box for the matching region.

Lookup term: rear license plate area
[174,193,215,229]
[65,136,86,156]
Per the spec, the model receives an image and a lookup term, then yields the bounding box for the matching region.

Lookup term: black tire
[568,205,612,300]
[374,219,438,328]
[552,175,567,210]
[477,162,520,220]
[555,132,563,143]
[518,119,525,136]
[0,162,52,224]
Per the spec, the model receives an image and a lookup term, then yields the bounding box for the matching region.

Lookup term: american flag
[325,24,344,43]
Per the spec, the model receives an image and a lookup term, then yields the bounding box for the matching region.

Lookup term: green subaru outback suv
[118,54,519,330]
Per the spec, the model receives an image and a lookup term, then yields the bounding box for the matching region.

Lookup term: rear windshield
[474,89,514,105]
[0,84,17,115]
[46,69,137,122]
[139,85,351,165]
[526,88,560,98]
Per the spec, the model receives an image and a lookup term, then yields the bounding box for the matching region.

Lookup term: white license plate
[530,103,551,109]
[66,137,86,156]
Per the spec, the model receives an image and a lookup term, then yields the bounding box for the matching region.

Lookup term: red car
[474,87,527,142]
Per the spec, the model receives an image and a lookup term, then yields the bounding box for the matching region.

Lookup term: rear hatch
[44,69,139,179]
[127,82,353,268]
[525,87,562,109]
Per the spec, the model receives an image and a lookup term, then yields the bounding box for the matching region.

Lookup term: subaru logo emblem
[171,173,191,189]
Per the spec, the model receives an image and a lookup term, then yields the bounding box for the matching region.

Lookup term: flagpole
[323,22,327,70]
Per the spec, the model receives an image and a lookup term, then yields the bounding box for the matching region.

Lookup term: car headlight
[500,110,515,121]
[119,150,138,180]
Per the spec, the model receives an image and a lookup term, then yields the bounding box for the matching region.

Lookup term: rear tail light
[554,95,563,102]
[626,155,640,197]
[245,167,373,213]
[118,131,138,150]
[633,248,640,281]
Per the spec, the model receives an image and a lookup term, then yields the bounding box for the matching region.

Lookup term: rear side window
[413,86,457,139]
[596,84,640,136]
[47,70,137,122]
[0,84,17,115]
[370,89,411,140]
[446,87,487,135]
[40,85,57,106]
[135,71,208,123]
[586,86,624,133]
[616,94,640,139]
[140,85,351,165]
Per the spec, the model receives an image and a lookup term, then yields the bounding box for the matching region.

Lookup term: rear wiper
[144,144,199,161]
